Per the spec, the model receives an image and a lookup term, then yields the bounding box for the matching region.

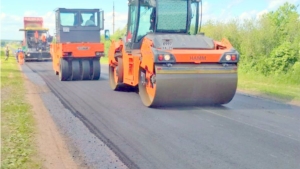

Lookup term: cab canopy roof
[19,27,49,31]
[54,8,100,12]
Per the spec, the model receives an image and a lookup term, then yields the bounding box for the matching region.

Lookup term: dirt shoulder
[22,71,78,169]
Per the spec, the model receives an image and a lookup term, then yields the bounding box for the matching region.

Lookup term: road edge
[236,89,300,107]
[19,64,79,169]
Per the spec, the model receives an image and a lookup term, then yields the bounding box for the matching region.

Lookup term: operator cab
[25,29,49,47]
[55,8,104,43]
[125,0,202,50]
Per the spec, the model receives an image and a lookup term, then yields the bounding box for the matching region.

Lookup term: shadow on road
[150,104,230,111]
[25,60,52,63]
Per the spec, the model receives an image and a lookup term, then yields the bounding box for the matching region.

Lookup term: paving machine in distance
[19,17,52,61]
[107,0,240,107]
[51,8,105,81]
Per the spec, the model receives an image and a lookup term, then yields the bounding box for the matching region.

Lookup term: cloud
[236,0,299,22]
[0,11,56,40]
[266,0,299,9]
[201,1,210,14]
[219,0,244,19]
[41,12,55,34]
[24,11,39,16]
[0,15,21,39]
[226,0,244,9]
[256,9,269,18]
[200,2,219,23]
[103,11,127,33]
[238,9,269,20]
[0,12,6,20]
[238,10,257,20]
[201,0,246,24]
[22,11,55,35]
[0,9,128,40]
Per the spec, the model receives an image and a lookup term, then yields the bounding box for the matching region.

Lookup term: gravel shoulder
[21,62,128,169]
[22,66,79,169]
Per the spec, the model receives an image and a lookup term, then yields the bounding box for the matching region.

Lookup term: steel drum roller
[139,63,238,107]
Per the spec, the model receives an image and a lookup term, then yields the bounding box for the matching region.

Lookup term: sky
[0,0,300,40]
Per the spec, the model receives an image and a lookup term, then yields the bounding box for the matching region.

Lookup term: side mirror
[105,29,110,40]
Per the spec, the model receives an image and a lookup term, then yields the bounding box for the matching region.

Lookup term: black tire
[59,58,70,81]
[91,59,100,80]
[81,60,90,80]
[71,59,80,80]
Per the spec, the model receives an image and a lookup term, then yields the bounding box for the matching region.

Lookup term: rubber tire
[71,60,80,80]
[59,58,70,81]
[81,60,90,80]
[91,59,100,80]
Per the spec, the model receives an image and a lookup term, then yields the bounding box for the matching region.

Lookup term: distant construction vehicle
[107,0,240,107]
[19,17,52,61]
[50,8,105,81]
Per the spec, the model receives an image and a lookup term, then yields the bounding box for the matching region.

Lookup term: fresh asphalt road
[25,61,300,169]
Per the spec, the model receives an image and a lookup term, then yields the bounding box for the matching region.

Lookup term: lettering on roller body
[190,56,206,61]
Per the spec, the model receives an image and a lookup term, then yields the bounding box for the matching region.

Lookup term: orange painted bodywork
[51,42,104,73]
[109,37,234,87]
[108,41,140,86]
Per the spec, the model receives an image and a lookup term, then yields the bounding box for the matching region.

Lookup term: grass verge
[100,56,108,64]
[1,51,41,169]
[238,71,300,105]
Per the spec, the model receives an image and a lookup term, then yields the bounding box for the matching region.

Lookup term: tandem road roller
[51,8,105,81]
[107,0,240,107]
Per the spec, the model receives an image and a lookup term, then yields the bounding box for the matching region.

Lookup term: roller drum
[139,64,238,107]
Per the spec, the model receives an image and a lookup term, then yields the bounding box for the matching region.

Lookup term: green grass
[238,71,300,104]
[100,56,108,64]
[1,49,41,169]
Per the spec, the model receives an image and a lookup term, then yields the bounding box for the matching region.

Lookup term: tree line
[201,2,300,84]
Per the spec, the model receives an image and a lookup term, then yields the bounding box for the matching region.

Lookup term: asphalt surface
[24,61,300,169]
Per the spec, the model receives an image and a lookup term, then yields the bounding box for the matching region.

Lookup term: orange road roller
[51,8,105,81]
[107,0,240,107]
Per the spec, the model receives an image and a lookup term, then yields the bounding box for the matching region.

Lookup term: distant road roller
[107,0,240,107]
[51,8,105,81]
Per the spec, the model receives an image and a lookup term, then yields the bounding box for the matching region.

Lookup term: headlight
[164,54,171,61]
[225,54,231,61]
[39,49,42,52]
[96,52,101,55]
[27,53,30,56]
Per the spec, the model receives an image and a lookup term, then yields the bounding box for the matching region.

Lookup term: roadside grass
[100,56,108,64]
[238,71,300,104]
[1,50,41,169]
